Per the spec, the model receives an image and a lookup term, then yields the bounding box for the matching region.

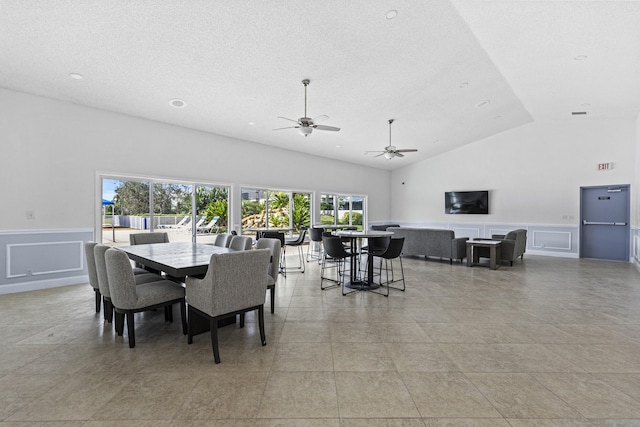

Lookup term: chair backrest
[381,237,404,260]
[228,235,252,250]
[255,238,282,283]
[369,236,391,253]
[309,227,324,242]
[129,232,169,245]
[94,244,112,298]
[213,233,232,247]
[261,231,285,246]
[287,229,307,246]
[175,216,189,227]
[188,249,271,316]
[104,248,139,310]
[84,241,99,290]
[322,235,349,259]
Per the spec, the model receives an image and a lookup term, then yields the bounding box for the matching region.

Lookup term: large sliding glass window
[241,187,311,236]
[319,193,365,230]
[101,177,229,246]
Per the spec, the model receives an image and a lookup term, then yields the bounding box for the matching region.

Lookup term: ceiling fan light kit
[364,119,418,160]
[274,79,340,137]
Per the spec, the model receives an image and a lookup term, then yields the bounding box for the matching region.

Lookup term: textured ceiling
[1,1,638,170]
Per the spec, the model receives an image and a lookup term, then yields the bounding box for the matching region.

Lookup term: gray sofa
[477,229,527,266]
[386,227,468,264]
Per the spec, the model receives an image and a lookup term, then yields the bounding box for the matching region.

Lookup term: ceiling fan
[273,79,341,137]
[365,119,418,159]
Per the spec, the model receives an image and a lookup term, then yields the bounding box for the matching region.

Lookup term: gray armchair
[129,232,169,245]
[255,237,282,314]
[185,249,271,363]
[479,229,527,266]
[105,248,187,348]
[228,235,252,250]
[213,233,232,247]
[94,244,166,324]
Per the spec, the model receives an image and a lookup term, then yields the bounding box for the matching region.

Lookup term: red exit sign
[598,163,612,171]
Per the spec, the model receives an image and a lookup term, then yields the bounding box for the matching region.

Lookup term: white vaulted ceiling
[1,1,639,170]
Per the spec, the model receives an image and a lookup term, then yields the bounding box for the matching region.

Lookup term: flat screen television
[445,191,489,214]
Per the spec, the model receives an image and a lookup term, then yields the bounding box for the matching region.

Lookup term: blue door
[580,185,630,261]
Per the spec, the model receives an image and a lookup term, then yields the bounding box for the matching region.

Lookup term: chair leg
[180,301,187,335]
[115,311,125,336]
[104,298,114,323]
[210,318,221,364]
[270,287,275,314]
[258,305,266,346]
[165,305,174,323]
[239,313,245,328]
[95,289,101,313]
[126,311,135,348]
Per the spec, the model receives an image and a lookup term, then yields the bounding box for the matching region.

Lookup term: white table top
[335,230,394,238]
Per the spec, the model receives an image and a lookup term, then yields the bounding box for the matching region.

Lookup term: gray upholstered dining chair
[105,248,187,348]
[185,249,271,363]
[129,232,170,272]
[228,235,252,251]
[94,244,165,324]
[255,237,282,314]
[213,233,232,248]
[84,241,101,313]
[129,232,169,245]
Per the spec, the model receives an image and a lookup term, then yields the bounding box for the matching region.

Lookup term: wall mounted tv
[445,191,489,214]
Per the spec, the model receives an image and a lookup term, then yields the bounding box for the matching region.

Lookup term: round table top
[335,230,394,238]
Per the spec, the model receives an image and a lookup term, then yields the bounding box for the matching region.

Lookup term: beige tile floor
[2,253,640,426]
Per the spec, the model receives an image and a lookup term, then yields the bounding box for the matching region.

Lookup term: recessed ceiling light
[574,55,588,61]
[385,9,398,20]
[69,73,84,80]
[459,82,469,88]
[169,98,187,108]
[336,145,341,148]
[248,121,255,126]
[476,100,491,108]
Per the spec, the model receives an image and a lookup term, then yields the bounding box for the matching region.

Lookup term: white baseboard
[0,275,87,295]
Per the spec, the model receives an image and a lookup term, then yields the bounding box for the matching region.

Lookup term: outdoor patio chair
[197,216,220,234]
[158,215,189,229]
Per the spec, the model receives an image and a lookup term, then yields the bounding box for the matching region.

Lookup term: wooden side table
[466,240,502,270]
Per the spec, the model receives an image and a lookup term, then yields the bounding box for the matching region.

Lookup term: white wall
[0,88,391,231]
[391,119,636,226]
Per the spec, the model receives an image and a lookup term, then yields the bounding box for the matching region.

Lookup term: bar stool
[306,227,324,263]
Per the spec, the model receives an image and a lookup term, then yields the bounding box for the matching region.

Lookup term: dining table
[118,241,235,280]
[334,230,394,294]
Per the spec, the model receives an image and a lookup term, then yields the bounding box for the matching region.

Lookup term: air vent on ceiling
[571,111,587,115]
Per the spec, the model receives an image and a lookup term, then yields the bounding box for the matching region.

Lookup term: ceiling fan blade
[277,116,299,123]
[373,152,386,158]
[396,149,418,153]
[364,151,384,155]
[272,126,298,131]
[313,114,329,123]
[313,125,340,132]
[394,152,404,157]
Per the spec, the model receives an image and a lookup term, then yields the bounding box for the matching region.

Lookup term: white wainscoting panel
[7,241,84,278]
[0,229,93,294]
[450,227,481,239]
[531,230,572,251]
